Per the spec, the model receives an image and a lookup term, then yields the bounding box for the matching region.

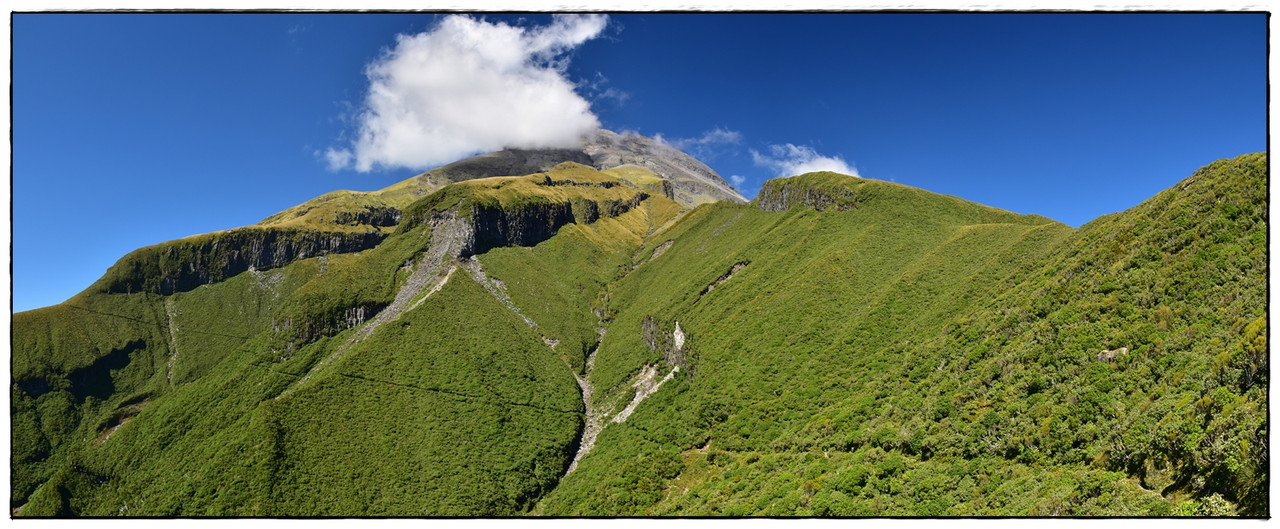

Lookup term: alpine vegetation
[10,135,1267,517]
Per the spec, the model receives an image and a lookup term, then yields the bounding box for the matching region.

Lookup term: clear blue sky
[12,13,1267,312]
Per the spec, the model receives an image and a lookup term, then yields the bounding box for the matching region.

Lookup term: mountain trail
[462,256,537,329]
[406,265,457,314]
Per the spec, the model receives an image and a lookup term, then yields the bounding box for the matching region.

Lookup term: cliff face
[400,163,653,256]
[95,228,385,296]
[333,205,402,227]
[468,193,648,256]
[260,165,656,356]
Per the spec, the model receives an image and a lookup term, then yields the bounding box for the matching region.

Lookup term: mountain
[9,140,1266,516]
[403,129,746,209]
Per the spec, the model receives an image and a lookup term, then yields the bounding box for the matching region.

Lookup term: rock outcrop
[753,172,862,212]
[334,205,402,227]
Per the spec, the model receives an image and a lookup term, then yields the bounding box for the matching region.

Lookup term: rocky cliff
[94,227,385,296]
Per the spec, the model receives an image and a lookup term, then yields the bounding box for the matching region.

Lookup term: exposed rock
[754,174,860,212]
[280,210,472,395]
[334,205,402,227]
[565,329,606,476]
[642,315,689,370]
[700,261,748,297]
[1097,346,1129,362]
[465,192,647,257]
[164,298,179,386]
[583,129,746,206]
[270,301,389,357]
[611,364,679,424]
[463,256,536,329]
[649,240,674,263]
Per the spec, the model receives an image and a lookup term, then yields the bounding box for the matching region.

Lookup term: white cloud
[579,72,630,106]
[729,174,747,188]
[672,128,743,150]
[326,14,608,172]
[751,143,858,178]
[322,148,352,171]
[656,127,743,161]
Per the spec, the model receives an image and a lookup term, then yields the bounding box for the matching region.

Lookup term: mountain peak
[402,129,746,209]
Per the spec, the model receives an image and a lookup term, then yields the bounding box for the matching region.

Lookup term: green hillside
[540,153,1267,516]
[10,153,1267,516]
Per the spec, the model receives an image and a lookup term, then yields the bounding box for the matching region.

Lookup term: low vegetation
[10,152,1266,516]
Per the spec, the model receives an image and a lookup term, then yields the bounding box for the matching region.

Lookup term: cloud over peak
[327,14,608,172]
[751,143,858,178]
[654,127,743,163]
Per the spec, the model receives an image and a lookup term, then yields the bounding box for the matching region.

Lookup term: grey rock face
[421,148,595,187]
[334,205,402,227]
[466,191,648,257]
[410,129,746,206]
[581,129,746,205]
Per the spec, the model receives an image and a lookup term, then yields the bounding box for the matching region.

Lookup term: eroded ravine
[566,328,606,475]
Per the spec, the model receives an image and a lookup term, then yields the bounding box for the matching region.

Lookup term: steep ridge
[75,130,719,302]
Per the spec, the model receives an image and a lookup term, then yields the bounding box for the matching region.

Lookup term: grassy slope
[540,154,1266,516]
[11,164,671,515]
[255,168,440,233]
[264,272,581,515]
[478,189,683,373]
[12,228,419,515]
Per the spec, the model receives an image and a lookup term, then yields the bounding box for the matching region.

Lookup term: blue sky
[12,13,1267,312]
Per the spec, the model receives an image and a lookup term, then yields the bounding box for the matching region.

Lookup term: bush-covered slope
[539,154,1267,516]
[11,153,1266,517]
